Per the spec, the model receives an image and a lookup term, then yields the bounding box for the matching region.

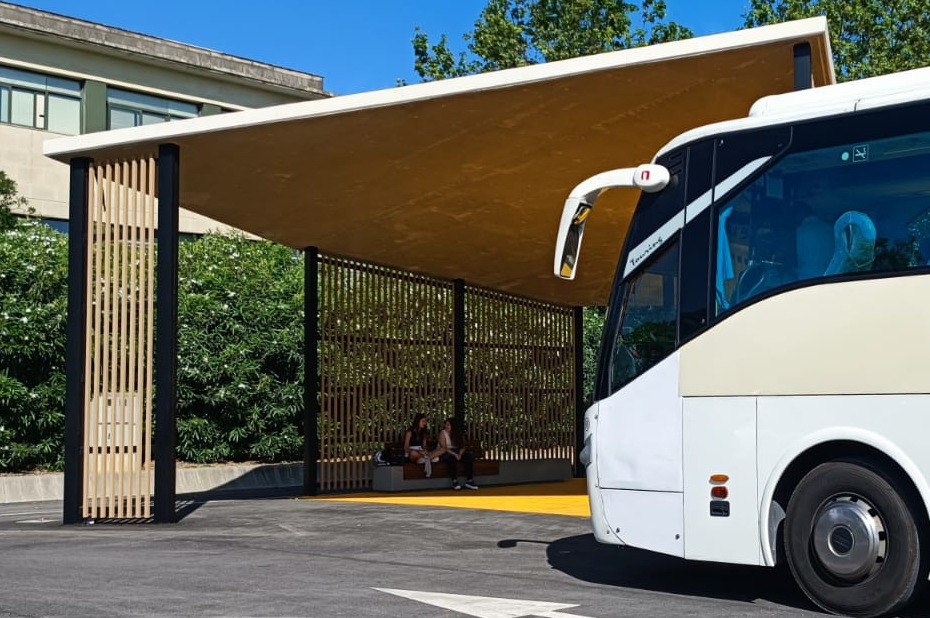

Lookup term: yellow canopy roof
[46,18,834,306]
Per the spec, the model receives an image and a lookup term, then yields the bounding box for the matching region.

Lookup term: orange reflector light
[710,474,729,484]
[711,486,729,499]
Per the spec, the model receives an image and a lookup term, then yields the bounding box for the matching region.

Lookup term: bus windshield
[715,129,930,314]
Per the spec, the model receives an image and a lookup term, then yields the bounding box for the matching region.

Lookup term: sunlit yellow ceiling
[46,19,833,306]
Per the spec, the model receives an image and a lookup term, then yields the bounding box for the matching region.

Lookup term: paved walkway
[310,478,590,517]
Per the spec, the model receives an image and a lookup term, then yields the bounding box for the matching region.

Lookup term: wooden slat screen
[82,158,156,519]
[464,287,575,463]
[317,257,454,491]
[316,254,575,491]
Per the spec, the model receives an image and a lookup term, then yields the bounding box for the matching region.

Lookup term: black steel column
[303,247,320,496]
[794,42,812,91]
[154,143,180,523]
[453,279,466,428]
[573,306,585,477]
[63,157,91,524]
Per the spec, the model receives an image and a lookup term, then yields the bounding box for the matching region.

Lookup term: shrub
[0,220,69,471]
[176,234,304,463]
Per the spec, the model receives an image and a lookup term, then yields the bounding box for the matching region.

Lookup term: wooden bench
[380,441,500,481]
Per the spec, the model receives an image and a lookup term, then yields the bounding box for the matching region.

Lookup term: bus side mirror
[553,164,669,279]
[556,200,591,279]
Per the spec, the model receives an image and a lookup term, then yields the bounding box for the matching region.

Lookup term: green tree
[743,0,930,80]
[581,305,605,403]
[413,0,693,81]
[0,171,27,232]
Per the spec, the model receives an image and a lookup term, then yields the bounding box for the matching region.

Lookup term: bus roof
[657,65,930,160]
[44,18,833,306]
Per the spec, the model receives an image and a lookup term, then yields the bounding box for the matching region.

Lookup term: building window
[107,88,198,129]
[0,66,81,135]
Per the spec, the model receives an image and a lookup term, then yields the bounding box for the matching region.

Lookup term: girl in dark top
[403,413,437,464]
[435,417,478,490]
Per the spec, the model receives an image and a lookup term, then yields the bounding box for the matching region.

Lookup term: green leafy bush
[176,233,304,463]
[0,220,69,471]
[0,203,306,470]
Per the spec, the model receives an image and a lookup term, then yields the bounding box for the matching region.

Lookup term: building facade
[0,2,329,234]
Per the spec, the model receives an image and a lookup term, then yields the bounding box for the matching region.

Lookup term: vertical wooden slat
[142,157,155,518]
[318,258,326,492]
[88,164,100,518]
[115,162,129,517]
[317,258,325,491]
[126,160,142,517]
[83,166,94,518]
[135,158,148,516]
[332,257,340,492]
[340,263,349,489]
[100,163,114,514]
[321,257,329,492]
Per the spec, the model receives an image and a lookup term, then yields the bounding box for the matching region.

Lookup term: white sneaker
[464,480,479,490]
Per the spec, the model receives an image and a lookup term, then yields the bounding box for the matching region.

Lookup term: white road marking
[374,588,594,618]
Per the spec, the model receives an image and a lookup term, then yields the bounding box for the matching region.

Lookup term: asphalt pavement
[1,485,929,617]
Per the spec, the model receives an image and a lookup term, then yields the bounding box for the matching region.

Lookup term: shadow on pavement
[501,533,930,616]
[174,486,303,521]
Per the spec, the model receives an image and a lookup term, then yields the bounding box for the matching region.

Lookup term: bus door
[594,151,687,556]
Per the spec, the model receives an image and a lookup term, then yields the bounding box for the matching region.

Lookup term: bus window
[714,128,930,315]
[609,240,679,394]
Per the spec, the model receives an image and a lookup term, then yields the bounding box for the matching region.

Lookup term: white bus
[554,66,930,617]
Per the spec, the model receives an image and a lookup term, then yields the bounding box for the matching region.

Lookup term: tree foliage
[578,305,605,403]
[413,0,693,81]
[0,171,27,233]
[743,0,930,80]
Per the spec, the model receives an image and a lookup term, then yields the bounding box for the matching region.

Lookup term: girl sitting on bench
[435,418,478,490]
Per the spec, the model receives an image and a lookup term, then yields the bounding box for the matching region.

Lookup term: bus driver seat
[823,211,876,276]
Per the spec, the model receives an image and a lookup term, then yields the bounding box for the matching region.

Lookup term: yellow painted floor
[306,479,590,518]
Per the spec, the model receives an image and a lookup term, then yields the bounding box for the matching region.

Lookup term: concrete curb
[0,462,303,504]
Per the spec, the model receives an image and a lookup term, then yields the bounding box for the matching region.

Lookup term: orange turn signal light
[710,474,729,484]
[711,486,729,499]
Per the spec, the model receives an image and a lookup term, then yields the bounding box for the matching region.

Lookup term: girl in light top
[436,417,478,490]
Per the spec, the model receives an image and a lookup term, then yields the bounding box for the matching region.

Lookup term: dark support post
[303,247,320,496]
[453,279,466,428]
[794,42,812,91]
[154,143,180,523]
[573,306,585,477]
[63,157,91,524]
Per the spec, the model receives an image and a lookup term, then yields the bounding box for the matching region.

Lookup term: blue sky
[14,1,749,94]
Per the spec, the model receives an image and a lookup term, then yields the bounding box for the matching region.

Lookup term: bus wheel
[784,461,922,617]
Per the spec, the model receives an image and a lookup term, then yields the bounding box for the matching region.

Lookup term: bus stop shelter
[44,18,834,523]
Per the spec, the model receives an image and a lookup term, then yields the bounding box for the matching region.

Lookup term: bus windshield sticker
[624,210,685,278]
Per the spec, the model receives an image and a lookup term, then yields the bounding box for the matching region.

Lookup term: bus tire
[784,460,922,617]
